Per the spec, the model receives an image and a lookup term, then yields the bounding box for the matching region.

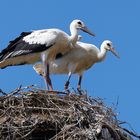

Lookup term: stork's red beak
[110,47,120,58]
[81,26,96,37]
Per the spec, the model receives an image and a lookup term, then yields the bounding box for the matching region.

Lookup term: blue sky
[0,0,140,136]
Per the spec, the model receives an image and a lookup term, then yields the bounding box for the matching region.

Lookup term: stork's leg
[46,63,53,91]
[43,75,49,90]
[41,53,53,91]
[64,72,72,91]
[77,74,83,93]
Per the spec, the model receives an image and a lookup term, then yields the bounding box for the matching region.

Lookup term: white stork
[0,19,95,90]
[33,40,120,91]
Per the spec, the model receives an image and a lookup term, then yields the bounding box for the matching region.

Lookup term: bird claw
[64,81,70,94]
[77,86,83,95]
[64,87,70,95]
[65,81,69,88]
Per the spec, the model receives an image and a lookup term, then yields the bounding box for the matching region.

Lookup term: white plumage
[33,40,119,90]
[0,19,95,90]
[0,20,95,68]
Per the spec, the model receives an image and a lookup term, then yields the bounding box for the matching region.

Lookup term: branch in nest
[122,127,140,139]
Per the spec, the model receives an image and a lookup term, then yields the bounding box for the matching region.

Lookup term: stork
[33,40,119,91]
[0,19,95,90]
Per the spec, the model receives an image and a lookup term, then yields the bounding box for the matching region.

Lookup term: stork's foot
[47,80,53,91]
[64,87,70,95]
[44,75,53,92]
[77,86,83,95]
[64,81,70,93]
[64,81,69,89]
[47,90,56,94]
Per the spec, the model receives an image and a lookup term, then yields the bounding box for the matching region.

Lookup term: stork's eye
[77,21,82,25]
[107,43,111,47]
[55,53,63,59]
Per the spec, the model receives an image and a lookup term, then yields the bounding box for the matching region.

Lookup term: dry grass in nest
[0,85,139,140]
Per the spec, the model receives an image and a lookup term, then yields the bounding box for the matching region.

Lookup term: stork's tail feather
[0,53,4,61]
[33,63,44,76]
[0,61,7,69]
[0,58,26,69]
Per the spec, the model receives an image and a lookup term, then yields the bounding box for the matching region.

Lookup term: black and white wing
[0,30,56,61]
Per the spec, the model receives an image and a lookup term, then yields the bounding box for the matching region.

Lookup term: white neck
[69,25,79,45]
[97,44,107,62]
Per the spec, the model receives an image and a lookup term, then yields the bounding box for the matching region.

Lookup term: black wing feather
[0,32,31,60]
[0,32,31,55]
[0,31,53,61]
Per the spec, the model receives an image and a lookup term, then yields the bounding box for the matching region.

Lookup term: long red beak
[110,47,120,59]
[81,26,96,37]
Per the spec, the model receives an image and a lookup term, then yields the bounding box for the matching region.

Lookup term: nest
[0,86,139,140]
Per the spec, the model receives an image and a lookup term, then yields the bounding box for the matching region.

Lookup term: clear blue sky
[0,0,140,136]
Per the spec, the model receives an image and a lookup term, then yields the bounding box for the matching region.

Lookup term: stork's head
[103,40,120,58]
[70,19,95,36]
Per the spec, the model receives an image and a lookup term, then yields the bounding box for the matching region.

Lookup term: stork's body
[48,42,100,74]
[0,29,72,68]
[0,19,95,90]
[34,40,119,90]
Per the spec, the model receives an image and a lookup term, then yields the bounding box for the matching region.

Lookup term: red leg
[41,53,53,92]
[45,63,53,91]
[64,72,72,90]
[77,75,82,90]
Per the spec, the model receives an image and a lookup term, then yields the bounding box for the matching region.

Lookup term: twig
[103,123,121,140]
[122,127,140,139]
[21,126,37,139]
[0,89,7,95]
[4,85,22,99]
